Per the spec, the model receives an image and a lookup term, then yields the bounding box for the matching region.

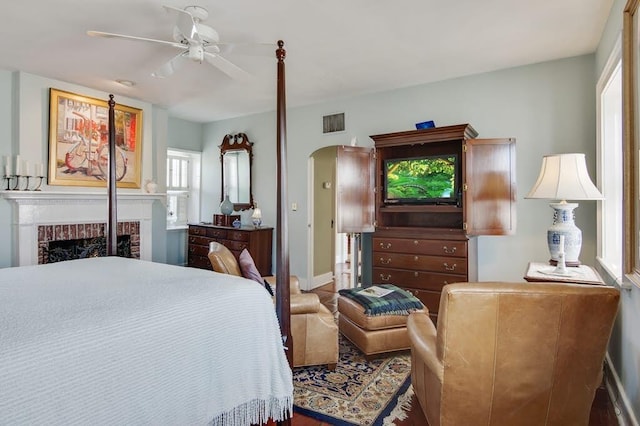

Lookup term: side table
[524,262,605,285]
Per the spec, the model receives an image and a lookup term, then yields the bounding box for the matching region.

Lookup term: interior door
[335,146,375,233]
[463,138,517,235]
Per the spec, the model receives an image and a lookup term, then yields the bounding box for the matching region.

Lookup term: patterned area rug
[293,335,413,425]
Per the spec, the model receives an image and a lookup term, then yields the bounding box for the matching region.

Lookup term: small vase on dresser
[220,194,234,215]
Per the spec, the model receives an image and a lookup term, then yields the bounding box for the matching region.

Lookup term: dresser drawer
[188,254,212,270]
[373,237,467,258]
[373,252,467,275]
[189,225,208,236]
[224,239,249,252]
[188,235,211,247]
[227,230,250,242]
[188,243,210,257]
[403,287,442,315]
[372,267,467,291]
[206,228,228,239]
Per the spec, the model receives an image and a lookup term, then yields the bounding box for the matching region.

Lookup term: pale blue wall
[596,0,640,422]
[168,117,203,152]
[203,55,597,287]
[0,70,14,268]
[166,116,203,266]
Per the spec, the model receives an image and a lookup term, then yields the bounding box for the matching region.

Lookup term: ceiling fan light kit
[87,4,251,80]
[115,79,135,87]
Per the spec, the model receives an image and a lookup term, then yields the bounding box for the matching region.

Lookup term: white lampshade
[526,153,603,201]
[526,153,603,268]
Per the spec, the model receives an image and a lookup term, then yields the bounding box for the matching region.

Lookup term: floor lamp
[526,153,603,271]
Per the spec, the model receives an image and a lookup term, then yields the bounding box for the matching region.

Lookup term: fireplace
[1,191,161,266]
[38,222,139,264]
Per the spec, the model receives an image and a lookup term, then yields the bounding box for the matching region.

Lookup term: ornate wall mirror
[220,133,254,211]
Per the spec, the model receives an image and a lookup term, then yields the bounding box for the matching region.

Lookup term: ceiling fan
[88,5,251,80]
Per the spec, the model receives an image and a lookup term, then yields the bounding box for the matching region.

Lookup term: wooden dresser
[372,228,477,324]
[187,224,273,276]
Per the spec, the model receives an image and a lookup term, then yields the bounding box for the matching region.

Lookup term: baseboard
[605,353,639,426]
[308,272,334,290]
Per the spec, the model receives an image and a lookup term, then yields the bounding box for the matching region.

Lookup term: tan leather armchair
[208,242,339,369]
[407,282,619,426]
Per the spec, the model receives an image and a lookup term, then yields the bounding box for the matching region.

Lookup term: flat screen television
[383,154,459,205]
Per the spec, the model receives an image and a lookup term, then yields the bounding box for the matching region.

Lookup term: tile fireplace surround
[1,191,163,266]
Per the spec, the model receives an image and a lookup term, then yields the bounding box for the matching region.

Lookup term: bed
[0,257,292,425]
[0,41,293,425]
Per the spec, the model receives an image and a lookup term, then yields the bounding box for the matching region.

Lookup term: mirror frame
[623,0,640,286]
[220,132,254,211]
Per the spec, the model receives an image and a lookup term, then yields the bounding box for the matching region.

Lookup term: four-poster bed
[0,41,293,425]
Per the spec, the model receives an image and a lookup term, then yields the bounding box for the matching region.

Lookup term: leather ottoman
[338,295,427,357]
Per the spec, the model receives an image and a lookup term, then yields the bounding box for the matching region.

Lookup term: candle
[4,156,11,176]
[34,163,43,177]
[14,155,20,175]
[23,160,29,177]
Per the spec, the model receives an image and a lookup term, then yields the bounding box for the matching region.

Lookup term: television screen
[384,154,458,204]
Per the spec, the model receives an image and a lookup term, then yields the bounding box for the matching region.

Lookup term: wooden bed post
[107,94,117,256]
[275,40,293,370]
[274,39,293,426]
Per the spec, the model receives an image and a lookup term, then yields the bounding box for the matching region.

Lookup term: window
[166,149,201,229]
[597,38,622,281]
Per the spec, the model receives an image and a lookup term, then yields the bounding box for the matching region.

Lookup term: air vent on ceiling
[323,112,345,134]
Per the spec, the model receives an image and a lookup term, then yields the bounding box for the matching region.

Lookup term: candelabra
[12,175,21,190]
[2,174,45,191]
[33,175,45,191]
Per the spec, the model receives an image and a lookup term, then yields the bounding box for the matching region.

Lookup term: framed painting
[48,88,143,188]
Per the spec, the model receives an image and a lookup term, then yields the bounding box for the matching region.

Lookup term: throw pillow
[239,249,274,296]
[239,249,263,284]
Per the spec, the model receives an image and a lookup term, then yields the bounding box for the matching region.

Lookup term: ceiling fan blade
[87,31,186,49]
[152,52,187,78]
[204,52,252,81]
[162,5,199,43]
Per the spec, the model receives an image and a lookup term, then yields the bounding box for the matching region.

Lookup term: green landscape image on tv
[385,155,457,202]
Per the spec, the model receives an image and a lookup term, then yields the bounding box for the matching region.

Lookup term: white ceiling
[0,0,613,123]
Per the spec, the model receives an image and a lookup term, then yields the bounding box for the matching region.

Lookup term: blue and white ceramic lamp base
[547,202,582,267]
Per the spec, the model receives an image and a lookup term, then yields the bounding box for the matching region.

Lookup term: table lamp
[251,202,262,227]
[526,153,603,267]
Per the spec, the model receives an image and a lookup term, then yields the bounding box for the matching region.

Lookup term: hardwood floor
[292,266,619,425]
[291,386,618,425]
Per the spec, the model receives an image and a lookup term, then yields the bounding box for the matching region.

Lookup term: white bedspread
[0,257,293,425]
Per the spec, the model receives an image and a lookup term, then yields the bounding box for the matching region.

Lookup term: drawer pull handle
[443,246,457,254]
[379,242,392,249]
[413,240,419,245]
[414,272,419,277]
[443,263,457,271]
[379,274,391,281]
[380,258,391,265]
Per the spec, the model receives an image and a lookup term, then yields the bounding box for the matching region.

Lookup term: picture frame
[48,88,143,188]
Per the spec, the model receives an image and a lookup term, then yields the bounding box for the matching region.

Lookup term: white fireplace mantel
[1,191,165,266]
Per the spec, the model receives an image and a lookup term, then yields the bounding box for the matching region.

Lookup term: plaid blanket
[338,284,423,316]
